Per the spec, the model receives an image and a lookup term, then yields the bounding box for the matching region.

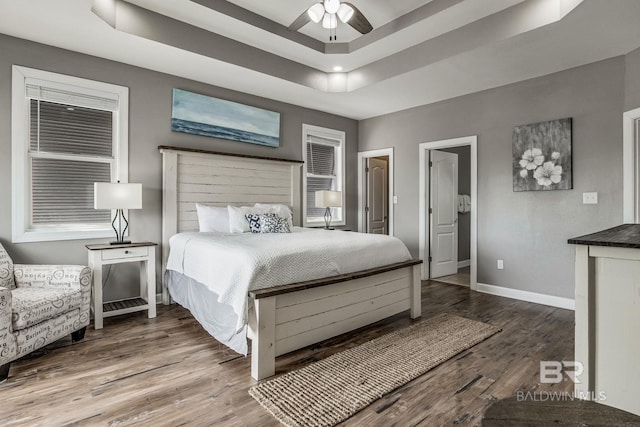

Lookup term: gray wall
[0,34,359,300]
[625,46,640,110]
[360,57,625,299]
[439,146,471,262]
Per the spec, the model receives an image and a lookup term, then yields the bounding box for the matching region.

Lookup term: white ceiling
[226,0,432,42]
[1,0,640,120]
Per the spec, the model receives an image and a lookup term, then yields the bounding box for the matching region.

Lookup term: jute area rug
[249,313,501,427]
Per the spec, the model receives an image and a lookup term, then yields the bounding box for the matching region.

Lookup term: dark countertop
[568,224,640,248]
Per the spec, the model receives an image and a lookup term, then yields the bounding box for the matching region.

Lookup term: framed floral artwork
[512,118,572,191]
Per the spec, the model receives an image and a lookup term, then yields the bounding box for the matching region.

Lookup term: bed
[160,146,422,380]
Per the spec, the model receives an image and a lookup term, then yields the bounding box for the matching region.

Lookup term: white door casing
[623,107,640,223]
[357,148,394,235]
[419,136,477,289]
[430,150,458,278]
[367,157,389,234]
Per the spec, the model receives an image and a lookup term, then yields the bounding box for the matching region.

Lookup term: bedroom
[1,0,640,425]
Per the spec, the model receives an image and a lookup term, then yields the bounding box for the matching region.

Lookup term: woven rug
[249,313,501,427]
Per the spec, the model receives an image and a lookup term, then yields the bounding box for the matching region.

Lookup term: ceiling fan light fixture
[336,3,354,23]
[307,3,325,23]
[323,0,340,15]
[322,13,337,29]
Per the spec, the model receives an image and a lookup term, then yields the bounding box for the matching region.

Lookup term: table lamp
[94,182,142,244]
[315,190,342,230]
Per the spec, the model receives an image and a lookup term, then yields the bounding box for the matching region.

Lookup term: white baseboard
[476,282,575,311]
[457,259,470,268]
[156,293,162,304]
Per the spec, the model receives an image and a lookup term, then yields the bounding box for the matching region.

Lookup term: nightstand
[86,242,157,329]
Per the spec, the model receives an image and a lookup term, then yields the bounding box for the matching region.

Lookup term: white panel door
[367,157,389,234]
[430,151,458,278]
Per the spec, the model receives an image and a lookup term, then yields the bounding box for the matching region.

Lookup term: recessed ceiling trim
[172,0,467,55]
[190,0,326,53]
[348,0,464,52]
[100,0,585,94]
[109,0,329,91]
[348,0,585,91]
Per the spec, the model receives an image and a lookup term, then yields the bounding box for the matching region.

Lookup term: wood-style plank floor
[1,281,574,426]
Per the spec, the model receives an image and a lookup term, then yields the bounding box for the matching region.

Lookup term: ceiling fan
[288,0,373,41]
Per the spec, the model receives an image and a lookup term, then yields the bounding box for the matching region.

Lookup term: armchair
[0,243,91,382]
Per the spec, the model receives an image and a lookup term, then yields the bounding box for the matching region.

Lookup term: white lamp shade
[322,13,337,29]
[315,190,342,208]
[337,3,354,23]
[94,182,142,209]
[307,3,325,23]
[323,0,340,14]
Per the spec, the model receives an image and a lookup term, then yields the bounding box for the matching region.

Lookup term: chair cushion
[11,287,82,330]
[0,244,15,290]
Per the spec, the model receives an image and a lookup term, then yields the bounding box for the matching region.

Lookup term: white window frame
[11,65,129,243]
[302,124,346,227]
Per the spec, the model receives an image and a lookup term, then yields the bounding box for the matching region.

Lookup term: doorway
[357,148,394,235]
[432,146,472,286]
[429,149,459,279]
[623,106,640,222]
[419,136,477,290]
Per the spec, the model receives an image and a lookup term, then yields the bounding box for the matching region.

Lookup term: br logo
[540,361,584,384]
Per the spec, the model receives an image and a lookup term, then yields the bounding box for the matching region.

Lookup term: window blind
[26,82,119,111]
[302,125,344,224]
[306,141,336,176]
[306,135,339,217]
[30,100,113,156]
[31,158,111,225]
[27,94,115,227]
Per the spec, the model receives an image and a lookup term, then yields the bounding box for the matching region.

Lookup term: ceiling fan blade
[288,9,312,32]
[344,2,373,34]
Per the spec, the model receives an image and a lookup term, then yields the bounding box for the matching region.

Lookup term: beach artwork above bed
[171,88,280,147]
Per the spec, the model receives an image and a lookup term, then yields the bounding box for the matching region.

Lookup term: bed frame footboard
[248,261,422,380]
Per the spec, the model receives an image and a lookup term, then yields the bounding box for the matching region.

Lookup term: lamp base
[110,240,131,245]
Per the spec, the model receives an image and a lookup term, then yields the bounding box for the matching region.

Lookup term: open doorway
[357,148,394,235]
[431,146,471,287]
[419,136,477,290]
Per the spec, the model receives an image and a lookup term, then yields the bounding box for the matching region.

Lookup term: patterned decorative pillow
[245,214,263,233]
[259,213,291,234]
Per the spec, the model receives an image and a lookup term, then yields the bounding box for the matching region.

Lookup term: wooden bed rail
[249,259,423,299]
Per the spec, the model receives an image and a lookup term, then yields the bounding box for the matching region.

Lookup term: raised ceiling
[1,0,640,119]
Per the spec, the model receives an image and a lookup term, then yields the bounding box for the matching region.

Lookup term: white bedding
[166,227,412,354]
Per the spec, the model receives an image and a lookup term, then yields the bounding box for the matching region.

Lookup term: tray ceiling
[1,0,640,119]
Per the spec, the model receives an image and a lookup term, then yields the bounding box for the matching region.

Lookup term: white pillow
[228,205,271,233]
[254,203,293,230]
[195,204,230,233]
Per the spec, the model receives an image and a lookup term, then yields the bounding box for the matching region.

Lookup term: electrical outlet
[497,259,504,270]
[393,196,398,204]
[582,192,598,204]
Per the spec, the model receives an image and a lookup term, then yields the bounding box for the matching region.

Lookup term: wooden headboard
[159,145,303,303]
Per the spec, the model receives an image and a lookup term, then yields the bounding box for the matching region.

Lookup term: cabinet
[569,225,640,416]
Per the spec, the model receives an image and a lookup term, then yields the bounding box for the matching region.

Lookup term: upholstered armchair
[0,243,91,382]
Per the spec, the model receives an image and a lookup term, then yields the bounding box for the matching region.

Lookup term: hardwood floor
[1,281,574,426]
[432,266,471,287]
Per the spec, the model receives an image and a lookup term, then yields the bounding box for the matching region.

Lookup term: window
[302,124,345,226]
[12,66,129,242]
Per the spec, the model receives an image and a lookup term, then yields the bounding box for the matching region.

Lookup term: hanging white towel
[462,194,471,213]
[457,194,464,213]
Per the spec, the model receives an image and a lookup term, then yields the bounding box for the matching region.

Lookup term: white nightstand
[86,242,157,329]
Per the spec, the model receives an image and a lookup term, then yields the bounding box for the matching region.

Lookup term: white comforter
[166,227,412,353]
